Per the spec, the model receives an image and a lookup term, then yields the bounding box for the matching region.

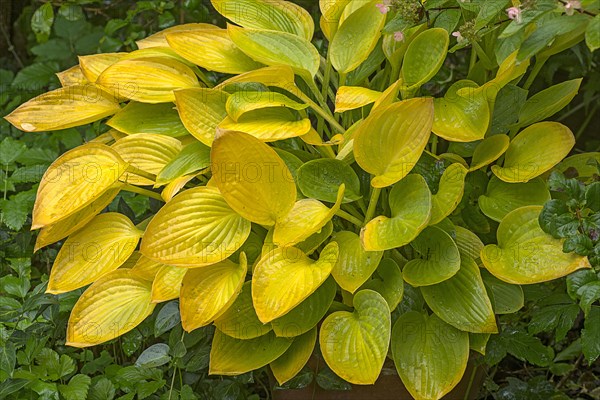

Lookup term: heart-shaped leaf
[481,206,591,284]
[479,176,551,222]
[211,130,297,226]
[430,163,468,225]
[331,231,383,293]
[47,213,142,294]
[354,98,434,188]
[297,159,362,203]
[67,270,155,347]
[492,122,575,183]
[421,257,498,333]
[107,102,189,137]
[392,311,469,400]
[270,328,317,385]
[174,88,228,146]
[252,243,338,323]
[141,186,251,266]
[361,174,432,251]
[214,282,272,339]
[320,290,390,384]
[403,226,461,287]
[470,134,510,171]
[180,256,247,331]
[210,330,292,375]
[360,258,404,310]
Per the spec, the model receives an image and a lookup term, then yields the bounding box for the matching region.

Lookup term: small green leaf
[297,159,362,203]
[59,375,91,400]
[136,344,171,368]
[586,15,600,52]
[401,28,449,94]
[31,3,55,42]
[582,306,600,364]
[154,301,181,337]
[517,79,582,127]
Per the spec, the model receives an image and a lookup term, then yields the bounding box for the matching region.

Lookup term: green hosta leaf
[517,79,582,127]
[479,176,551,222]
[360,258,404,310]
[271,277,336,338]
[421,257,497,333]
[582,306,600,364]
[156,142,211,185]
[482,270,524,314]
[270,328,316,385]
[454,226,484,261]
[107,102,189,137]
[330,1,385,74]
[470,134,510,171]
[481,206,591,284]
[432,80,490,142]
[586,15,600,52]
[430,163,468,225]
[297,159,361,203]
[403,226,461,287]
[214,282,272,339]
[210,330,292,375]
[228,25,320,78]
[392,311,469,400]
[320,290,390,385]
[401,28,449,94]
[331,231,383,293]
[361,174,432,251]
[492,122,575,183]
[470,333,491,355]
[226,90,307,121]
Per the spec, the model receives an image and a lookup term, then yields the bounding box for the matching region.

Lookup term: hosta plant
[5,0,598,398]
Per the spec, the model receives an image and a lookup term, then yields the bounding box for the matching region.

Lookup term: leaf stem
[122,184,164,202]
[126,166,157,182]
[297,91,346,134]
[363,187,382,225]
[335,209,364,228]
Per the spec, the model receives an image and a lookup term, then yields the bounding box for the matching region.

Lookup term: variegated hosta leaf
[180,256,248,331]
[211,0,314,40]
[252,243,339,323]
[392,311,469,400]
[5,85,121,132]
[79,53,125,82]
[151,265,187,303]
[421,257,498,333]
[271,276,337,338]
[47,213,142,294]
[331,231,383,293]
[361,174,432,251]
[141,186,251,267]
[491,122,575,183]
[214,281,272,339]
[225,90,307,121]
[210,330,293,375]
[66,270,155,347]
[430,163,468,225]
[228,25,320,78]
[174,88,228,146]
[470,134,510,171]
[270,328,317,385]
[211,131,296,226]
[112,134,182,186]
[481,206,591,284]
[218,108,312,142]
[166,28,263,74]
[320,290,391,385]
[32,143,128,229]
[272,185,345,247]
[97,57,200,103]
[56,65,88,86]
[107,102,189,138]
[354,98,434,188]
[136,23,219,48]
[335,86,382,113]
[34,187,121,252]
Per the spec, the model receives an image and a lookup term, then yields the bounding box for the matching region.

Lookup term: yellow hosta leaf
[211,131,296,226]
[218,108,312,142]
[5,85,121,132]
[180,257,247,331]
[226,91,307,122]
[136,23,219,48]
[47,213,142,294]
[215,65,296,91]
[335,86,382,113]
[354,98,434,188]
[97,57,199,103]
[34,187,121,252]
[430,163,468,225]
[151,265,187,303]
[273,185,345,247]
[470,134,510,171]
[252,243,339,323]
[270,328,317,385]
[79,53,125,82]
[166,28,263,74]
[492,122,575,183]
[372,79,401,111]
[174,88,228,146]
[141,186,251,267]
[161,173,200,202]
[66,270,155,347]
[32,143,128,229]
[331,230,383,293]
[56,65,88,86]
[319,0,353,40]
[112,134,182,185]
[228,25,320,78]
[481,206,591,284]
[130,255,165,281]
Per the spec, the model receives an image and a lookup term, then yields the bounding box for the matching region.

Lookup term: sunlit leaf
[335,86,382,112]
[79,53,125,82]
[151,265,187,303]
[225,90,307,121]
[270,328,317,385]
[479,176,551,222]
[218,108,312,142]
[331,231,383,293]
[107,102,189,137]
[56,65,88,86]
[174,88,228,146]
[136,23,219,48]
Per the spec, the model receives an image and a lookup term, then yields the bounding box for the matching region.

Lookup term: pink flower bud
[506,7,522,23]
[393,31,405,42]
